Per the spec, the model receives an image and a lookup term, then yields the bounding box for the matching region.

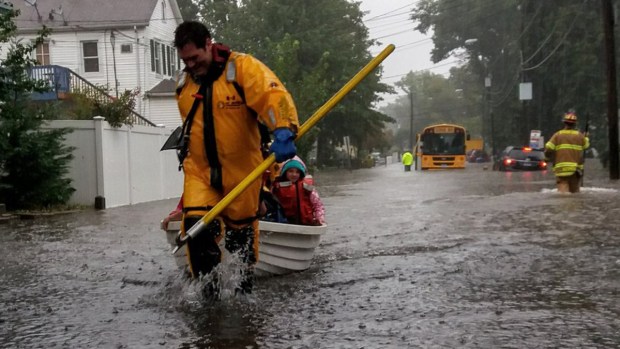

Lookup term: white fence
[43,117,183,208]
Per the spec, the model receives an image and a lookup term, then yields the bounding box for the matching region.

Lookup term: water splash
[541,187,618,194]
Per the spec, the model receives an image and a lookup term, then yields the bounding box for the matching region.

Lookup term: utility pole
[110,31,119,98]
[486,75,496,159]
[602,0,619,179]
[520,0,528,143]
[409,90,414,151]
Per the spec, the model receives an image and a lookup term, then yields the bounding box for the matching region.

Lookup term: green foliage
[63,87,140,128]
[410,0,609,161]
[382,70,476,150]
[190,0,393,165]
[94,89,140,128]
[63,90,96,120]
[0,8,75,210]
[176,0,200,20]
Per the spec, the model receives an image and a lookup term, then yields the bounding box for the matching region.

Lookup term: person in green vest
[402,151,414,172]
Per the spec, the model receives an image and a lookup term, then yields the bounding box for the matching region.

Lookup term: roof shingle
[10,0,180,31]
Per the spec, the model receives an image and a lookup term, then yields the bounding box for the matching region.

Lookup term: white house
[4,0,183,128]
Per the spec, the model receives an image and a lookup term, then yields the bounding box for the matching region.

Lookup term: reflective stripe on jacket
[545,129,589,177]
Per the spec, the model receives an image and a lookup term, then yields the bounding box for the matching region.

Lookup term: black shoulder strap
[203,83,223,191]
[232,81,272,147]
[177,83,207,171]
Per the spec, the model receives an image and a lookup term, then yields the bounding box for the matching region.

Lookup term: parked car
[371,152,385,166]
[467,149,490,163]
[494,146,548,171]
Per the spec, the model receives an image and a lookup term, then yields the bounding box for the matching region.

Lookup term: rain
[2,160,620,348]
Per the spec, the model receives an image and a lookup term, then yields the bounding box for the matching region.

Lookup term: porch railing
[28,65,157,127]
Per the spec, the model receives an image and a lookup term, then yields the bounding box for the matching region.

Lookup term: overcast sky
[358,0,457,106]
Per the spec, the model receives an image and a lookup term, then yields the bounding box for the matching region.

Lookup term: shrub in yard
[63,87,140,128]
[0,8,75,210]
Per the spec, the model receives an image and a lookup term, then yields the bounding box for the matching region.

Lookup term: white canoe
[165,220,326,276]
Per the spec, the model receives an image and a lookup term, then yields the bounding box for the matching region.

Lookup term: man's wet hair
[174,21,211,49]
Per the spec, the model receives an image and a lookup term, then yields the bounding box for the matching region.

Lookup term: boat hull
[165,220,325,276]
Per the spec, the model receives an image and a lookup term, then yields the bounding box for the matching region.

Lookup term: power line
[364,3,416,22]
[367,0,524,56]
[521,0,585,71]
[367,18,414,32]
[374,27,417,40]
[381,60,460,81]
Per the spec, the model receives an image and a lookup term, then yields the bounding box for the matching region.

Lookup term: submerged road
[1,159,619,348]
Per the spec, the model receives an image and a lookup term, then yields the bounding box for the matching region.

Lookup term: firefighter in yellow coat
[173,21,299,294]
[545,111,589,193]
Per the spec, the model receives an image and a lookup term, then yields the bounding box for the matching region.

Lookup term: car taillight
[504,159,513,165]
[540,161,547,168]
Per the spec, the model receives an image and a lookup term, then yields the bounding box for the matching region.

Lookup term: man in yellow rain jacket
[545,111,589,193]
[402,151,413,171]
[173,21,299,293]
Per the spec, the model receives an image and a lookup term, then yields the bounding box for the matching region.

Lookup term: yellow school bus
[417,123,468,170]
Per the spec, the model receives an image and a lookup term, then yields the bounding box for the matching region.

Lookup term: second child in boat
[272,156,326,226]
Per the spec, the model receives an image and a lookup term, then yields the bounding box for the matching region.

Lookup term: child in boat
[259,186,288,223]
[160,196,183,231]
[271,156,326,226]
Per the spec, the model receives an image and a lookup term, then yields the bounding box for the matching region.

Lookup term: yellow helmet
[563,112,577,124]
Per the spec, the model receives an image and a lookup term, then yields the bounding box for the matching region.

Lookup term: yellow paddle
[173,44,395,253]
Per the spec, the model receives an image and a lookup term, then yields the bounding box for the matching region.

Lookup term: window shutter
[161,44,166,75]
[150,40,155,72]
[166,46,172,75]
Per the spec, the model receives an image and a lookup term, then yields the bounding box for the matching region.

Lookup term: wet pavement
[1,159,620,348]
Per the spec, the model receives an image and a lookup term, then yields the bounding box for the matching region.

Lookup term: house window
[161,1,166,22]
[35,42,50,65]
[172,50,177,74]
[161,44,167,75]
[167,46,176,75]
[82,41,99,72]
[150,40,176,76]
[154,41,161,74]
[120,44,132,53]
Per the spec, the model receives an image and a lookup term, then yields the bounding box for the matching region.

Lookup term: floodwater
[1,159,620,348]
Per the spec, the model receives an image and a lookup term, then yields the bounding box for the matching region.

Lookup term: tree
[176,0,199,20]
[411,0,609,162]
[187,0,393,165]
[381,70,475,150]
[0,9,74,210]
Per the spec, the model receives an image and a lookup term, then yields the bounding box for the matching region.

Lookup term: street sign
[519,82,532,100]
[529,129,544,149]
